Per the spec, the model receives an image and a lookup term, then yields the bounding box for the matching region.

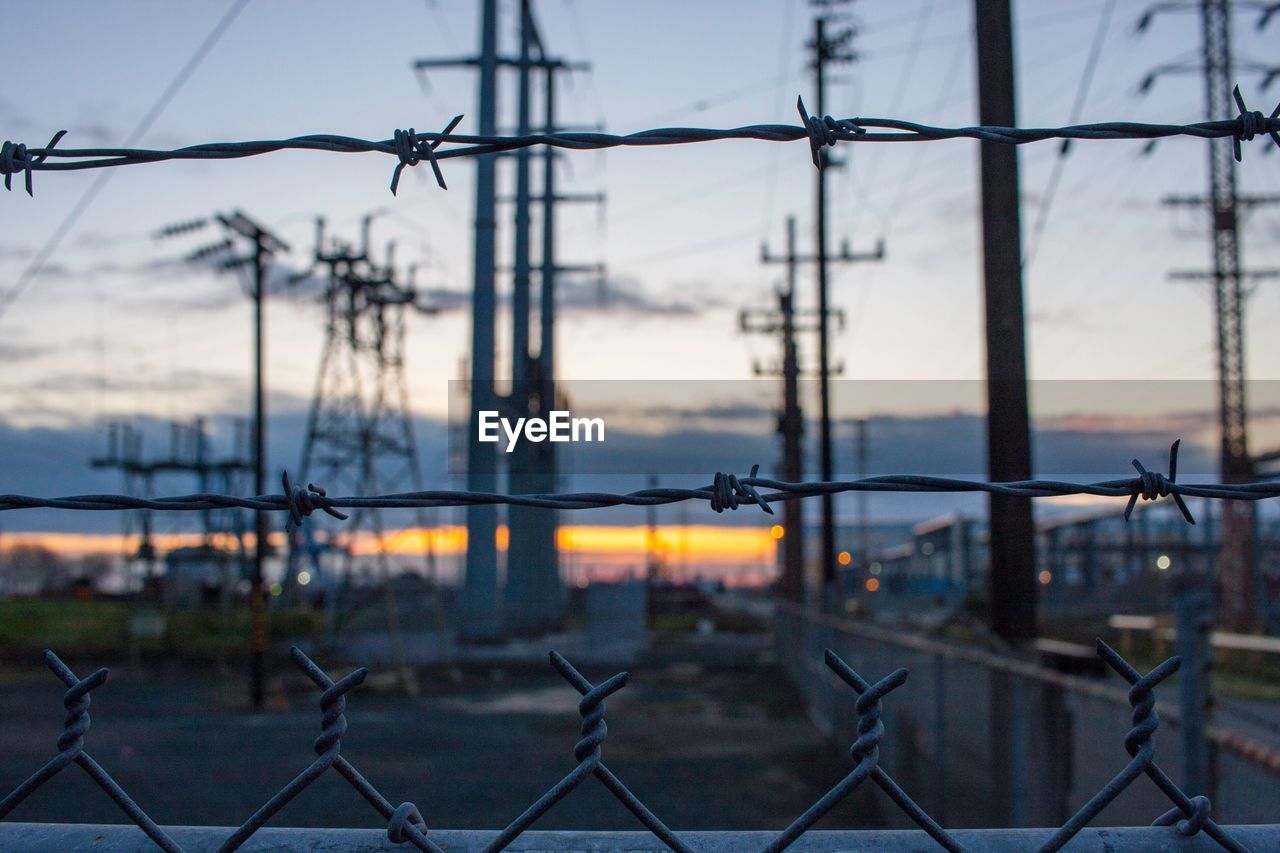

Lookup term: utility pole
[218,212,288,709]
[467,0,501,643]
[503,1,597,634]
[646,474,661,583]
[415,0,590,641]
[747,214,856,601]
[92,418,253,601]
[1140,1,1280,632]
[1136,0,1280,798]
[415,0,501,641]
[803,1,882,600]
[855,417,868,567]
[759,207,881,599]
[810,5,853,600]
[293,216,439,692]
[974,0,1036,645]
[485,0,596,635]
[160,211,287,707]
[973,0,1037,830]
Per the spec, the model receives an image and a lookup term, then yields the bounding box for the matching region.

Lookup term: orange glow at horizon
[2,524,779,565]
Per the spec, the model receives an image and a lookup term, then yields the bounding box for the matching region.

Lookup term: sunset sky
[3,0,1280,560]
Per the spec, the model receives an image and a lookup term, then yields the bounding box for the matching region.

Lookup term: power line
[759,0,798,244]
[1022,0,1117,271]
[0,0,251,325]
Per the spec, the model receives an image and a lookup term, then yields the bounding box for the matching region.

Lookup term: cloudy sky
[2,0,1279,547]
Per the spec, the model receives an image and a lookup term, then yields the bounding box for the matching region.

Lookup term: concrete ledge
[1,822,1277,851]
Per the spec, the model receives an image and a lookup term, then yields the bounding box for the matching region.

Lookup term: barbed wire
[1,441,1273,528]
[2,88,1277,197]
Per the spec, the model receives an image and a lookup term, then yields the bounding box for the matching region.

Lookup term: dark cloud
[0,341,52,363]
[559,274,727,317]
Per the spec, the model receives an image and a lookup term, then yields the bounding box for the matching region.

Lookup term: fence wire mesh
[0,637,1274,851]
[776,604,1280,851]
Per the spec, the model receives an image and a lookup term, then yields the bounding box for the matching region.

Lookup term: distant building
[855,499,1280,628]
[163,545,240,607]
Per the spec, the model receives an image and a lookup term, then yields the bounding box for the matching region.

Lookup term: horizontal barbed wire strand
[2,88,1277,196]
[0,443,1267,525]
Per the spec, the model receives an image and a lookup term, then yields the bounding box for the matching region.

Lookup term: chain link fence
[776,602,1280,836]
[0,635,1276,851]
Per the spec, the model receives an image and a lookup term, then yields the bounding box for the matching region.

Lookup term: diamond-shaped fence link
[0,639,1271,852]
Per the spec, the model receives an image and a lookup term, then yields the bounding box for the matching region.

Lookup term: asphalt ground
[0,646,886,834]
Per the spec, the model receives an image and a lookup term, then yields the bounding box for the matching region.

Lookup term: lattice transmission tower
[291,216,444,680]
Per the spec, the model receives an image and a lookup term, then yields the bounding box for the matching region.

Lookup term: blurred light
[869,561,882,575]
[921,542,935,556]
[770,524,785,540]
[269,582,283,597]
[844,597,858,613]
[837,550,852,566]
[865,578,880,592]
[1156,555,1171,571]
[297,571,312,586]
[1038,570,1052,585]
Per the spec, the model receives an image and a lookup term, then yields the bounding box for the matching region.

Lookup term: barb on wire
[1,439,1270,525]
[1231,85,1279,161]
[0,131,67,196]
[796,95,865,168]
[1124,440,1194,524]
[390,113,464,194]
[280,470,348,531]
[3,87,1278,195]
[711,464,773,514]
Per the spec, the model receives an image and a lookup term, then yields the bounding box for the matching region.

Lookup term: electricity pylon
[293,216,443,692]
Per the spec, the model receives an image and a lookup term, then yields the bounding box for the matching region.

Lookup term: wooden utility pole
[974,0,1036,644]
[758,217,880,601]
[745,216,811,600]
[810,10,851,598]
[213,211,288,708]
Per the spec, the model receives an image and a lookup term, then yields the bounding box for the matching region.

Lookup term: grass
[0,598,324,665]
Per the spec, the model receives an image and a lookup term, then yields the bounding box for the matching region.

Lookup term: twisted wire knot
[281,470,348,531]
[572,671,628,765]
[313,666,368,759]
[710,464,773,514]
[389,114,463,195]
[796,95,864,168]
[387,801,427,844]
[52,660,108,757]
[1153,794,1211,837]
[1124,439,1194,524]
[1,131,67,196]
[1231,85,1279,160]
[848,668,908,766]
[1096,640,1180,769]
